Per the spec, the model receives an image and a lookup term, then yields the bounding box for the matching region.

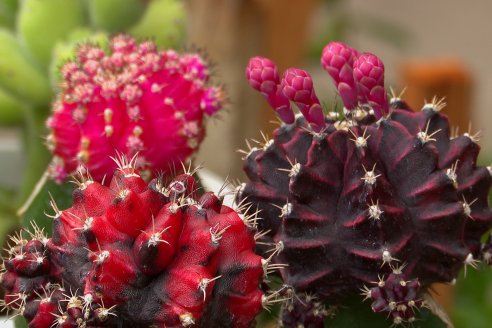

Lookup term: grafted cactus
[239,41,492,327]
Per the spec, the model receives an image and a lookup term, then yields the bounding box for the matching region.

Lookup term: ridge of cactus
[46,34,224,184]
[239,41,492,327]
[0,157,288,327]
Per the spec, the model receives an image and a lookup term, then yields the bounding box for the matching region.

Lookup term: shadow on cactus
[237,42,492,326]
[0,157,277,327]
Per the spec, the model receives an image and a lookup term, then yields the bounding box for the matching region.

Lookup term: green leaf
[325,296,447,328]
[20,179,74,235]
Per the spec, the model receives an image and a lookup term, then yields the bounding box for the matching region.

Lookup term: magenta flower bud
[246,57,294,124]
[281,68,325,132]
[321,42,359,110]
[353,53,389,118]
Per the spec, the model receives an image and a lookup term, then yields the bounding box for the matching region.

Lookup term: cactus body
[46,35,223,183]
[240,42,492,326]
[1,163,265,327]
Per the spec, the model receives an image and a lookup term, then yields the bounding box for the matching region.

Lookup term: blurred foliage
[454,268,492,328]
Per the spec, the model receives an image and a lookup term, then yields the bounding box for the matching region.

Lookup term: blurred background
[0,0,491,326]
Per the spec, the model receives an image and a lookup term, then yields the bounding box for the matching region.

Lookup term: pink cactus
[46,35,224,183]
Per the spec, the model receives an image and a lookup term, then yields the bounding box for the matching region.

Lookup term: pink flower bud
[353,53,389,118]
[321,42,359,110]
[246,57,295,124]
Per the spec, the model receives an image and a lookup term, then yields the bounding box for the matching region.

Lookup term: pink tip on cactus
[46,35,223,183]
[353,53,389,118]
[200,86,224,116]
[246,57,295,124]
[321,42,359,110]
[181,53,210,81]
[281,68,325,132]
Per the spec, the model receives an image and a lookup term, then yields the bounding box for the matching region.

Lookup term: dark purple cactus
[240,41,492,326]
[362,266,424,325]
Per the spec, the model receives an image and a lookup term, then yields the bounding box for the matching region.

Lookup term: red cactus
[1,159,269,327]
[46,35,224,183]
[240,42,492,326]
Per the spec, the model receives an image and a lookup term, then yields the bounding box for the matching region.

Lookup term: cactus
[0,0,185,202]
[48,28,109,89]
[238,42,492,326]
[46,34,224,183]
[0,159,272,327]
[0,4,190,319]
